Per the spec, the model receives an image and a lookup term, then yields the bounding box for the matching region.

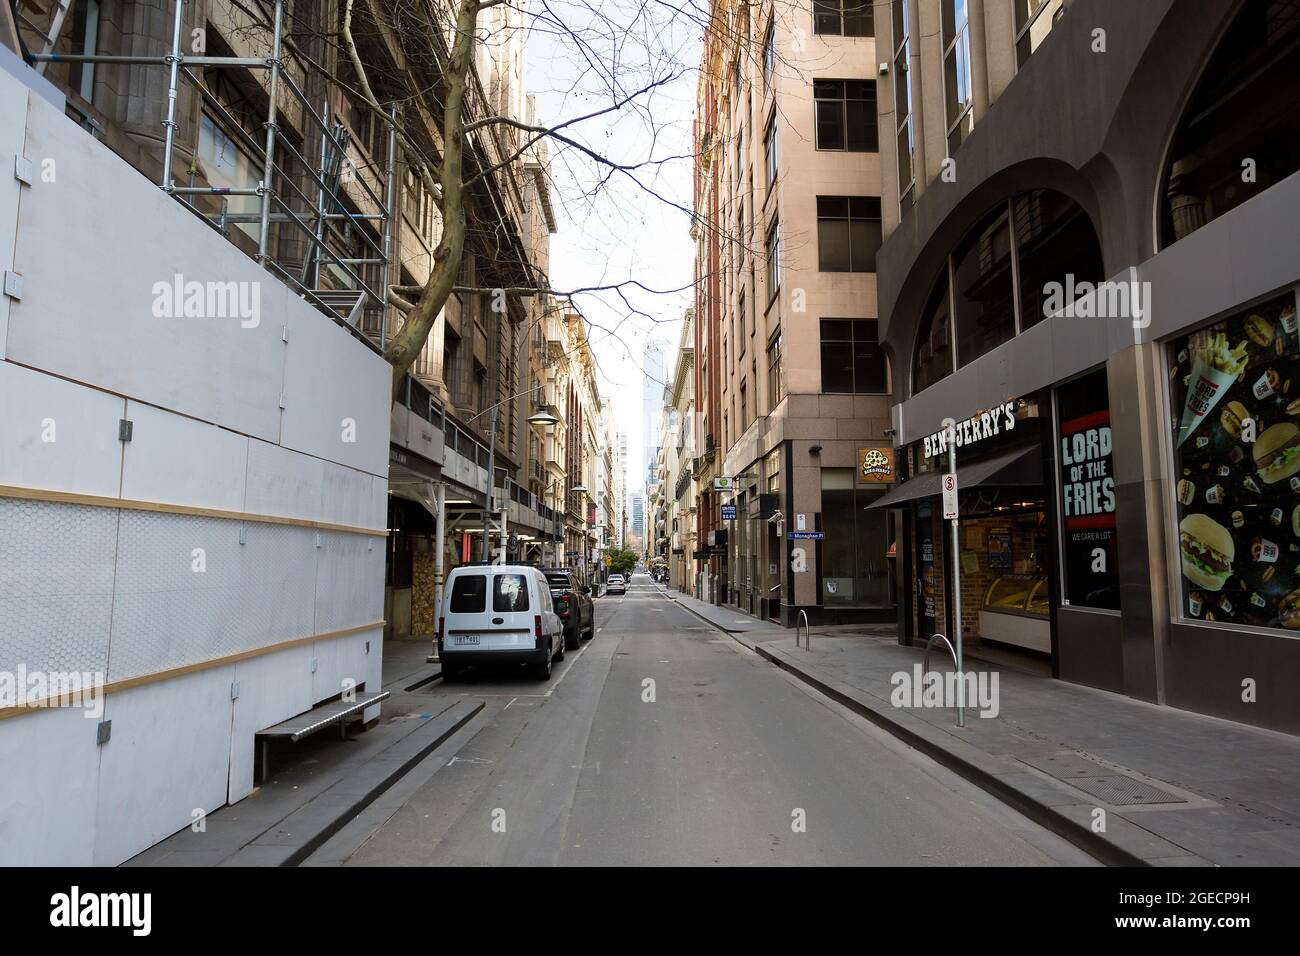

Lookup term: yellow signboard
[858,446,896,484]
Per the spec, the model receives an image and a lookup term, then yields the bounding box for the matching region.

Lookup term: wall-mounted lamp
[808,444,822,456]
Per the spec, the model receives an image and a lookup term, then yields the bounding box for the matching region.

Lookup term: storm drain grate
[1068,774,1187,806]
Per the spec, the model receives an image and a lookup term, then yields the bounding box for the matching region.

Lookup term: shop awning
[866,445,1042,510]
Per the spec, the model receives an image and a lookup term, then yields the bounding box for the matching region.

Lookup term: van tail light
[534,615,543,641]
[438,616,445,643]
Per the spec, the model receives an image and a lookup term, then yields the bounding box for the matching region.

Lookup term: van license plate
[453,634,481,646]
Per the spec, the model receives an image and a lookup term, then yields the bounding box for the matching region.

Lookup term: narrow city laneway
[326,575,1095,866]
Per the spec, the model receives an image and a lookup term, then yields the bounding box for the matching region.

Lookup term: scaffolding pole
[24,0,397,349]
[381,104,400,351]
[256,0,285,264]
[160,0,185,191]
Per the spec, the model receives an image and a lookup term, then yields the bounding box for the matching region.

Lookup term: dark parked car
[544,568,594,649]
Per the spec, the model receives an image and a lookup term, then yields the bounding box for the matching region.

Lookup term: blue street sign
[787,531,825,540]
[721,504,737,520]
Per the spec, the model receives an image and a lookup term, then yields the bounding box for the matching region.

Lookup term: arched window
[912,274,953,394]
[1160,0,1300,247]
[911,188,1102,395]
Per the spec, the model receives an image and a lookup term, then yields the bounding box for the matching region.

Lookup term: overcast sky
[523,1,703,490]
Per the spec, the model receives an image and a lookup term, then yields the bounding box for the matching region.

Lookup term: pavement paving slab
[661,585,1300,867]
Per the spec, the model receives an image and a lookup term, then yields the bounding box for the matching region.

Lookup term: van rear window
[493,574,530,612]
[449,574,486,613]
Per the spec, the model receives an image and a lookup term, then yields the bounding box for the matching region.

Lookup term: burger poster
[1169,291,1300,631]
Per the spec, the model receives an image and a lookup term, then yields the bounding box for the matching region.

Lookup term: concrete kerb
[661,590,1190,868]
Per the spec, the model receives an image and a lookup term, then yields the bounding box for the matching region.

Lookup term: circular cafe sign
[858,447,895,483]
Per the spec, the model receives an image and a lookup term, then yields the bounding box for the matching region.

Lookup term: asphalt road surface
[326,574,1095,866]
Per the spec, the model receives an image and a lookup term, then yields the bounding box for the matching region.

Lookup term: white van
[438,564,564,681]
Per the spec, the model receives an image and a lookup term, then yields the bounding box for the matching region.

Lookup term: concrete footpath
[661,586,1300,867]
[128,639,477,866]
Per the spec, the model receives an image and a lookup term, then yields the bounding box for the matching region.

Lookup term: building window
[912,276,954,394]
[1056,368,1120,610]
[1168,290,1300,632]
[1013,189,1104,330]
[764,112,779,191]
[739,379,749,430]
[736,199,746,267]
[735,126,744,185]
[763,24,776,87]
[198,112,262,242]
[816,196,882,272]
[909,190,1101,394]
[767,332,784,408]
[67,0,101,103]
[765,219,781,301]
[952,203,1015,368]
[738,289,746,354]
[820,319,887,393]
[892,0,915,212]
[1159,0,1300,247]
[813,0,873,37]
[942,1,974,155]
[1015,0,1066,67]
[814,80,878,151]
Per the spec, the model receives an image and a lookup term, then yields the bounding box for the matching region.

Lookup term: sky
[522,1,705,489]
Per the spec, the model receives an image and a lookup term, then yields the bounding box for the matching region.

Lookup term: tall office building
[629,491,646,540]
[693,0,893,625]
[641,338,667,481]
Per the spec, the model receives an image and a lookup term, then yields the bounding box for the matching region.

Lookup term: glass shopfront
[892,397,1054,654]
[821,469,893,607]
[1167,288,1300,632]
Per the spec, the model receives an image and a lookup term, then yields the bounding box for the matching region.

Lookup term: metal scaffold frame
[24,0,399,352]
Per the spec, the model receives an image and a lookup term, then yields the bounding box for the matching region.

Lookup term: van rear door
[487,571,537,649]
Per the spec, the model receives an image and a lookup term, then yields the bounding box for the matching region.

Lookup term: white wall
[0,69,389,865]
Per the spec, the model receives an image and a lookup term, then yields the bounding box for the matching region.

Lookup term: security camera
[768,510,784,524]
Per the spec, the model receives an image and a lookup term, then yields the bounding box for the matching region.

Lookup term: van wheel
[555,636,565,662]
[534,646,553,680]
[441,659,459,682]
[582,623,594,641]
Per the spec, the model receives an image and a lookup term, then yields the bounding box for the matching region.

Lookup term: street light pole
[482,403,498,563]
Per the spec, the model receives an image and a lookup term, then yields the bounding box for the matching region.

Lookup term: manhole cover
[1068,774,1186,806]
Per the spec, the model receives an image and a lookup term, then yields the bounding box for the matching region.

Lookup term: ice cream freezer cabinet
[979,574,1051,653]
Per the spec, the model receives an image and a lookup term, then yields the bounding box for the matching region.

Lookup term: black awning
[867,445,1042,510]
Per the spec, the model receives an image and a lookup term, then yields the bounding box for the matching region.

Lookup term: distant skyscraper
[641,339,666,485]
[630,491,645,538]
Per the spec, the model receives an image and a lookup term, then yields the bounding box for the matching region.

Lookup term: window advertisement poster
[1168,291,1300,630]
[987,528,1012,569]
[1056,368,1121,609]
